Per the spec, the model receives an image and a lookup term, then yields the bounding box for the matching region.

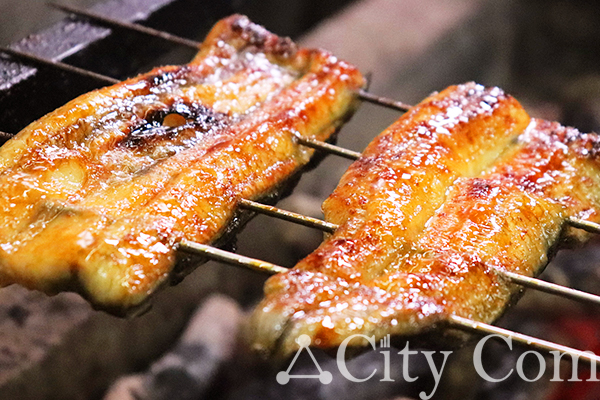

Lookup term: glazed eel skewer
[0,15,364,312]
[250,111,600,356]
[249,82,530,354]
[51,5,600,361]
[2,120,598,311]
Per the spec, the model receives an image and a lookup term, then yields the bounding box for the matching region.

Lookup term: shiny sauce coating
[251,93,600,356]
[0,15,364,310]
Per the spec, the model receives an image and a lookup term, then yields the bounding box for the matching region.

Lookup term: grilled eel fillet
[251,114,600,356]
[251,83,532,355]
[0,15,364,312]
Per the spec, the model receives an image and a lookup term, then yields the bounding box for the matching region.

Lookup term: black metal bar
[0,46,119,85]
[49,2,202,49]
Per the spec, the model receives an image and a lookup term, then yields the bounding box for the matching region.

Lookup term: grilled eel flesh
[250,83,596,356]
[0,15,364,312]
[253,113,600,356]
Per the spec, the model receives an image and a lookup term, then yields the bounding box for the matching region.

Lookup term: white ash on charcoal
[0,263,224,400]
[104,294,243,400]
[102,375,144,400]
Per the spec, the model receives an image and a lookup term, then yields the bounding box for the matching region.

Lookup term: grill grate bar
[494,268,600,307]
[0,46,119,85]
[357,89,411,112]
[568,216,600,234]
[449,315,600,366]
[178,239,287,274]
[293,133,362,161]
[48,2,203,49]
[238,199,338,233]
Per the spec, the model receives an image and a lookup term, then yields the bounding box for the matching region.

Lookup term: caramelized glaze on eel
[251,84,600,356]
[0,15,364,311]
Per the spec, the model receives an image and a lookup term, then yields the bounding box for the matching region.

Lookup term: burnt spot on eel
[120,101,230,149]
